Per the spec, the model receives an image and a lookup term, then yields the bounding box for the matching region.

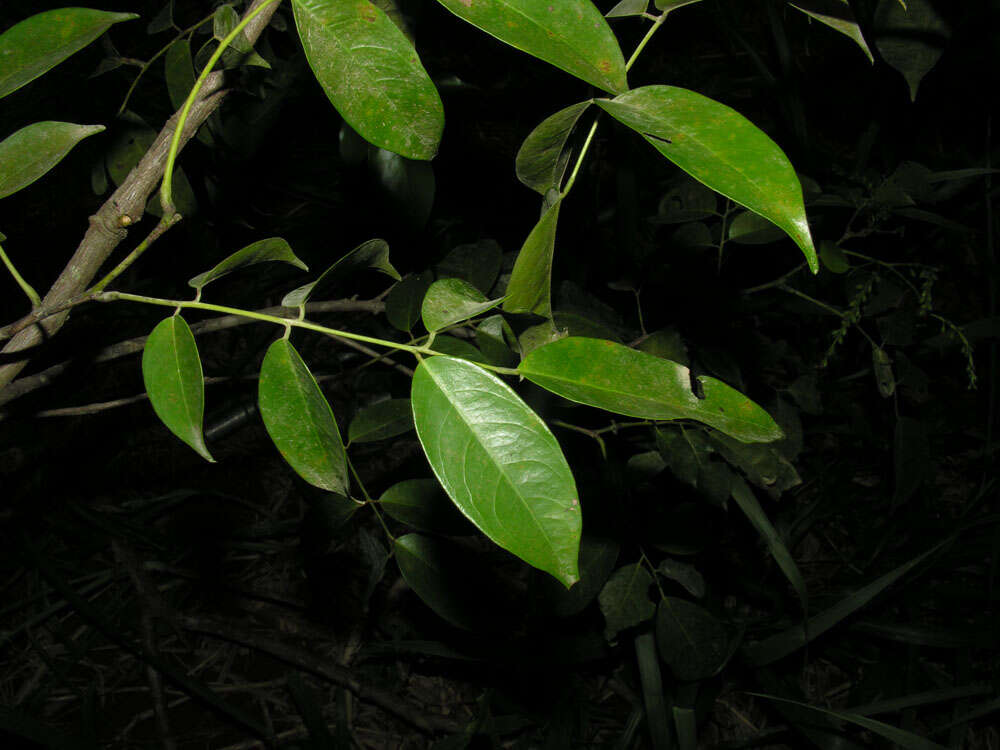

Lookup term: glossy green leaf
[378,478,470,534]
[434,0,627,94]
[596,86,817,272]
[518,320,566,358]
[282,238,399,307]
[411,356,581,586]
[541,537,620,617]
[421,278,504,332]
[727,211,787,245]
[394,533,495,630]
[0,8,138,100]
[142,316,214,462]
[790,0,874,63]
[873,0,949,102]
[656,598,733,681]
[291,0,444,159]
[516,102,591,195]
[386,271,433,331]
[347,398,414,444]
[519,337,784,443]
[436,239,503,295]
[189,238,308,290]
[0,122,104,200]
[503,199,562,316]
[750,695,948,750]
[258,339,348,494]
[730,477,807,612]
[598,563,654,641]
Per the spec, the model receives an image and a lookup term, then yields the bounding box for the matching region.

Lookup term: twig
[0,298,385,408]
[0,0,282,393]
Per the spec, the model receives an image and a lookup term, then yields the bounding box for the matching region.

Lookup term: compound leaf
[411,355,581,586]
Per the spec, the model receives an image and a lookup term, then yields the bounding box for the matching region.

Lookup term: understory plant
[1,0,994,747]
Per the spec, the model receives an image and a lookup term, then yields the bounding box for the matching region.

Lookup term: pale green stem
[87,214,180,295]
[96,291,522,377]
[560,11,668,200]
[161,0,280,214]
[0,241,41,308]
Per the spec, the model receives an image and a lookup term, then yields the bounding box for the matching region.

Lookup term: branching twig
[0,0,282,393]
[0,298,385,408]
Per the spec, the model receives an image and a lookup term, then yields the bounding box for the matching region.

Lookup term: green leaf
[0,122,105,200]
[421,278,504,333]
[873,0,949,102]
[595,86,817,273]
[789,0,874,63]
[386,271,433,332]
[189,238,308,290]
[730,477,807,612]
[638,328,689,366]
[607,0,648,18]
[434,0,627,94]
[541,537,620,617]
[411,356,581,586]
[164,37,197,111]
[516,102,591,195]
[656,598,733,680]
[348,398,414,444]
[873,345,895,398]
[258,339,349,494]
[301,494,360,556]
[0,8,139,100]
[436,240,503,295]
[291,0,444,160]
[142,316,214,463]
[750,695,948,750]
[282,238,399,307]
[502,199,562,316]
[598,563,654,641]
[519,337,784,443]
[476,314,520,367]
[378,478,470,534]
[394,533,495,630]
